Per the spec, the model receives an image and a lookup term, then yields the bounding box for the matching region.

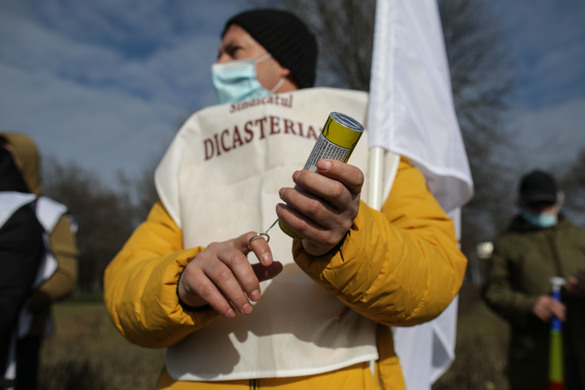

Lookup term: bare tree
[557,148,585,225]
[117,163,160,227]
[43,158,136,292]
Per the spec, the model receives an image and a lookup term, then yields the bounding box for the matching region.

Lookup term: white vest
[0,192,36,227]
[156,88,398,381]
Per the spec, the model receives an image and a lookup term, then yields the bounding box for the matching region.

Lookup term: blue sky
[1,0,584,183]
[490,0,585,172]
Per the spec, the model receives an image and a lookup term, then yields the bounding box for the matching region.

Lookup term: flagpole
[366,0,391,211]
[367,146,385,209]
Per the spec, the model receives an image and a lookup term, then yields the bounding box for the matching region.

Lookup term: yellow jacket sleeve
[104,201,219,348]
[293,157,467,326]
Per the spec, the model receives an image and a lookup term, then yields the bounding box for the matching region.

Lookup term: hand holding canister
[276,112,365,256]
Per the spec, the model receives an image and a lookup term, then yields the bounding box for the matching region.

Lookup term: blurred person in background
[1,132,79,390]
[1,134,44,388]
[482,169,585,390]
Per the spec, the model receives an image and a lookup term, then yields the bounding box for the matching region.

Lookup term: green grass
[39,285,510,389]
[39,301,164,390]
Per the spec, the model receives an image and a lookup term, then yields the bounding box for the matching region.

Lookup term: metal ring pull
[248,232,270,250]
[247,219,279,250]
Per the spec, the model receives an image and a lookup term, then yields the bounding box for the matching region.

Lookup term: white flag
[367,0,473,213]
[367,0,474,388]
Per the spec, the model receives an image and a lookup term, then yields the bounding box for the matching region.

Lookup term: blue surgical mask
[522,211,558,228]
[211,54,283,104]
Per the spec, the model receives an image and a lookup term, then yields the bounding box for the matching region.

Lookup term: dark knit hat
[519,170,558,204]
[222,9,317,88]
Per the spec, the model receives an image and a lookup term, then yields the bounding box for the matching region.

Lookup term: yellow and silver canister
[279,112,365,238]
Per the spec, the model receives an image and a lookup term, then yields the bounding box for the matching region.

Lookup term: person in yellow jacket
[1,131,79,389]
[104,9,467,390]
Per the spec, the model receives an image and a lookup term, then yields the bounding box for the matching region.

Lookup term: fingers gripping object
[277,112,365,238]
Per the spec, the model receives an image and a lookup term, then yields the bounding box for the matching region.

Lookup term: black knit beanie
[519,170,558,204]
[222,9,318,89]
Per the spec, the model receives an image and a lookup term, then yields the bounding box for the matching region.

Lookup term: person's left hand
[276,159,363,256]
[564,269,585,299]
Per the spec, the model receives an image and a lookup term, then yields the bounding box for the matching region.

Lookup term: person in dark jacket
[0,135,44,388]
[482,169,585,390]
[0,132,79,390]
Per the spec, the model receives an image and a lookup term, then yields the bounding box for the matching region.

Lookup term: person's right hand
[177,232,283,318]
[531,295,566,322]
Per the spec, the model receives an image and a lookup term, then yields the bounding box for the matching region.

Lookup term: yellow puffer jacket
[104,157,467,389]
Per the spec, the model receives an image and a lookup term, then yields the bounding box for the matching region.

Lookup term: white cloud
[1,63,181,178]
[0,0,248,182]
[493,0,585,108]
[509,98,585,170]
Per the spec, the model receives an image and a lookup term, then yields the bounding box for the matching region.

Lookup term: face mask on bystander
[522,211,558,228]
